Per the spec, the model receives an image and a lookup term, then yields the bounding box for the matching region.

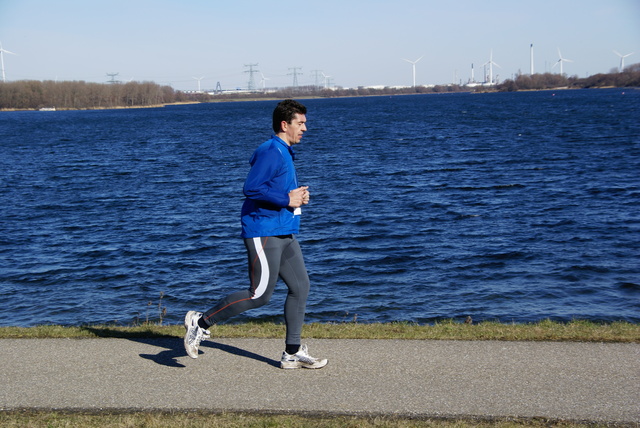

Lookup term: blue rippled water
[1,89,639,327]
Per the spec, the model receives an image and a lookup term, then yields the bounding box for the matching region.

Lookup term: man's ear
[280,120,288,133]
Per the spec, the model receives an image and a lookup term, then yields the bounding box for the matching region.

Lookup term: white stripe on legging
[251,237,269,299]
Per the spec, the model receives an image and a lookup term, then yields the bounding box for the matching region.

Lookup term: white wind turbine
[482,50,501,85]
[402,56,423,87]
[192,76,204,92]
[321,71,331,89]
[0,42,17,83]
[553,48,573,76]
[613,50,633,72]
[260,72,270,92]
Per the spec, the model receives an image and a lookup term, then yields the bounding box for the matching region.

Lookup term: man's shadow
[80,327,279,368]
[202,341,280,368]
[137,339,279,368]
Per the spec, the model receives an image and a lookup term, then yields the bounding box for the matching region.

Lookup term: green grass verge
[0,319,637,342]
[0,410,616,428]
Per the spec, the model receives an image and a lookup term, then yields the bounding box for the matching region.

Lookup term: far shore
[3,86,631,113]
[0,101,201,112]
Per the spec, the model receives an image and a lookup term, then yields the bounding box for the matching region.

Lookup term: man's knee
[251,293,272,308]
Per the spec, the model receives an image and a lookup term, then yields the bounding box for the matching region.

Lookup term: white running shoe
[184,311,210,359]
[280,344,328,369]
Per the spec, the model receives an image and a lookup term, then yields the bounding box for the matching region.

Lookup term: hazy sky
[1,0,638,91]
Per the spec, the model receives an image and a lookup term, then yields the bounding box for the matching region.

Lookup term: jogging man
[184,99,327,369]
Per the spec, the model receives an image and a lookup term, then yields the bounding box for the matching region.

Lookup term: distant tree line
[494,64,640,92]
[2,65,639,110]
[0,80,190,110]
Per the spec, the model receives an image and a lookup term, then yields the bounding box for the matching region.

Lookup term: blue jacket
[240,135,300,238]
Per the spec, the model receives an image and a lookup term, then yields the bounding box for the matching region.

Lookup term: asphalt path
[0,338,638,423]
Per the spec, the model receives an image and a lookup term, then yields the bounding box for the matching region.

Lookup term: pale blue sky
[1,0,638,90]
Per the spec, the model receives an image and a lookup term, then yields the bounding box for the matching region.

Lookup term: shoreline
[0,101,201,112]
[1,319,638,342]
[1,86,635,112]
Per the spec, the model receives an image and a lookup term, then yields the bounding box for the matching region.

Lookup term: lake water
[1,89,639,327]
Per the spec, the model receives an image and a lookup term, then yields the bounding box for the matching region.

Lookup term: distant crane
[402,56,423,88]
[553,48,573,76]
[613,50,633,72]
[0,42,17,83]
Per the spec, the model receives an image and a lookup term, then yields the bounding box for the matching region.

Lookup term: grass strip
[0,319,637,342]
[0,410,613,428]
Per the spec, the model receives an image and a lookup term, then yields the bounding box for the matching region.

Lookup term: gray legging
[201,235,310,345]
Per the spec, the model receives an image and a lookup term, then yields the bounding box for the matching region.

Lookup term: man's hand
[288,186,310,208]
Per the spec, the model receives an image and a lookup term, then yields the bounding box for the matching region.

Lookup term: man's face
[282,113,307,146]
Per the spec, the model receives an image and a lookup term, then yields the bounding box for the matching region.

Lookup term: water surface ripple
[1,89,639,326]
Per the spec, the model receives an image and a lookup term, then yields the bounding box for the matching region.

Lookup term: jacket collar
[273,135,296,160]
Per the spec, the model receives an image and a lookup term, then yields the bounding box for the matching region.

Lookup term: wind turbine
[402,56,423,87]
[482,50,501,84]
[552,48,573,76]
[0,42,17,83]
[613,50,633,72]
[192,76,204,92]
[321,72,331,89]
[260,72,270,92]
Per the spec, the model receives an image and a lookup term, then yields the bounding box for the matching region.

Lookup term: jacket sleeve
[243,145,291,208]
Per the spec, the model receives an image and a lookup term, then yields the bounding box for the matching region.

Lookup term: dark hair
[272,99,307,133]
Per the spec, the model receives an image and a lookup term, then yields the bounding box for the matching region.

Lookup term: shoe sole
[280,359,328,369]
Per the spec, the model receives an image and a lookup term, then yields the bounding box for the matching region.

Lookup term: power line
[288,67,302,88]
[244,63,259,91]
[311,69,323,88]
[106,73,120,84]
